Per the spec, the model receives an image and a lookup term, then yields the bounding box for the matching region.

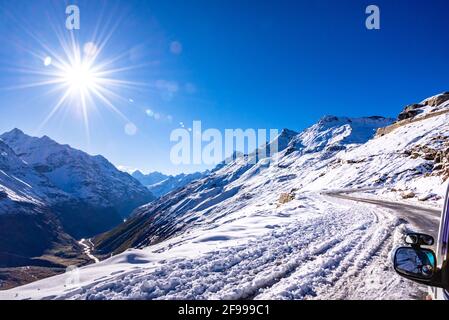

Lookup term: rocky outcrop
[423,92,449,107]
[397,104,424,121]
[279,190,296,204]
[376,92,449,138]
[404,135,449,181]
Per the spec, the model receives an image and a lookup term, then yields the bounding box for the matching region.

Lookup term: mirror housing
[404,233,434,247]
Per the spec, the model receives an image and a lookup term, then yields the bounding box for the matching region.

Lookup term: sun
[63,61,98,93]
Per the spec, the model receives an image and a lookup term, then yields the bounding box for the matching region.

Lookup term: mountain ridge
[132,170,209,197]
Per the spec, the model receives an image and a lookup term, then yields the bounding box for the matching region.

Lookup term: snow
[0,140,57,213]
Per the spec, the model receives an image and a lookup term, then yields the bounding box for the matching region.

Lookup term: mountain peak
[319,115,339,124]
[9,128,24,134]
[0,129,154,222]
[279,128,298,137]
[295,115,395,154]
[132,170,144,177]
[3,128,25,138]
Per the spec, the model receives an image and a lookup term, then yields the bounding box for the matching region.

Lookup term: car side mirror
[404,233,434,246]
[394,247,436,280]
[393,233,449,290]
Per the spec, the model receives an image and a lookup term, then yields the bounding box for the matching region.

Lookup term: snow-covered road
[326,191,441,238]
[0,193,425,300]
[79,239,100,264]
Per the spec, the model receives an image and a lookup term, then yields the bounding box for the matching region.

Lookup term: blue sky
[0,0,448,174]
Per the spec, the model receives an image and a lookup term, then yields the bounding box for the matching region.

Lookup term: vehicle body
[393,184,449,300]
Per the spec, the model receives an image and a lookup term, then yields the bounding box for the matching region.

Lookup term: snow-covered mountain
[291,115,394,153]
[4,92,449,300]
[0,129,155,238]
[132,170,209,197]
[0,139,86,274]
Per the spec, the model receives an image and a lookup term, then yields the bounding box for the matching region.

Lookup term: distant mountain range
[0,129,154,272]
[132,170,208,197]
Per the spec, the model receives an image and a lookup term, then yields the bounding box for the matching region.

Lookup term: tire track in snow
[254,212,382,299]
[56,197,380,300]
[311,195,425,299]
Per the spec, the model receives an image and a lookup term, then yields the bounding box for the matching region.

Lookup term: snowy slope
[291,115,394,153]
[131,171,168,187]
[0,138,69,209]
[3,92,449,300]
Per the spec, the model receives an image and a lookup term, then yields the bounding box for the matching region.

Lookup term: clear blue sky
[0,0,448,174]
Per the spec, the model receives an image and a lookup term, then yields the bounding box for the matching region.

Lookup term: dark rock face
[0,203,82,268]
[398,104,424,121]
[52,201,123,239]
[424,93,449,107]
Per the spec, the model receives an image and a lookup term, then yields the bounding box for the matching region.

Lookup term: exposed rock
[401,190,415,199]
[398,104,424,121]
[403,150,412,156]
[404,142,449,181]
[424,93,449,107]
[279,192,295,204]
[418,193,436,202]
[423,151,437,161]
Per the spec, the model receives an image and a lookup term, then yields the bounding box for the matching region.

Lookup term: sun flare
[63,61,98,93]
[32,38,142,139]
